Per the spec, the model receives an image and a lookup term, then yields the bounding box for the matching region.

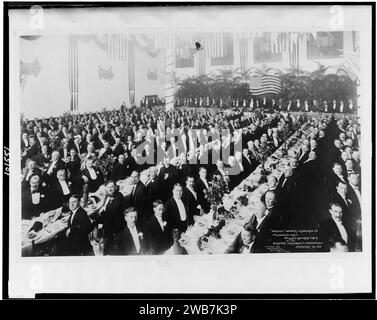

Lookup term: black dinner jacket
[67,206,93,256]
[327,171,348,195]
[144,176,161,203]
[44,159,66,185]
[144,215,173,255]
[164,196,193,233]
[21,187,51,220]
[347,185,361,221]
[248,215,273,253]
[21,168,43,190]
[112,225,146,255]
[24,143,40,160]
[51,180,72,209]
[111,162,129,181]
[182,187,201,217]
[82,167,104,193]
[65,155,81,177]
[123,181,147,221]
[98,192,124,239]
[34,153,50,168]
[195,177,210,213]
[242,154,255,178]
[318,218,356,252]
[330,192,353,224]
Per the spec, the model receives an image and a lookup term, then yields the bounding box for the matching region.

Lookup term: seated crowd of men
[174,96,357,114]
[227,115,361,253]
[20,104,361,255]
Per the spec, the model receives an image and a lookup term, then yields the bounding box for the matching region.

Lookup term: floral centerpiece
[206,174,229,207]
[98,154,117,180]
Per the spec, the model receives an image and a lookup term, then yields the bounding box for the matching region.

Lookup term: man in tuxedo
[144,200,173,255]
[225,223,262,254]
[177,153,193,186]
[44,150,66,186]
[347,172,361,218]
[144,166,161,204]
[111,154,129,181]
[158,157,179,202]
[51,169,72,209]
[298,144,310,165]
[319,202,356,252]
[22,159,43,190]
[248,201,272,253]
[300,151,318,179]
[65,194,93,256]
[195,166,211,213]
[329,139,342,164]
[21,174,50,220]
[124,170,147,225]
[213,160,228,180]
[82,156,104,193]
[182,175,202,218]
[164,183,193,234]
[111,137,125,157]
[327,162,348,195]
[98,180,125,253]
[112,207,146,255]
[330,181,353,226]
[34,145,50,169]
[65,148,81,179]
[264,191,283,229]
[277,165,296,196]
[241,148,255,179]
[22,135,40,162]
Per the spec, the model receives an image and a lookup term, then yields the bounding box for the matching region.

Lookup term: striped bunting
[204,33,224,58]
[107,34,127,60]
[249,74,282,95]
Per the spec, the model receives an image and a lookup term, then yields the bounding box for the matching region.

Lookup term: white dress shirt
[256,215,267,229]
[187,187,197,200]
[155,215,165,231]
[334,219,348,243]
[70,207,79,225]
[103,195,113,211]
[59,180,70,195]
[174,197,187,221]
[26,170,34,181]
[200,177,210,190]
[75,143,81,154]
[87,167,97,179]
[128,225,141,253]
[31,190,41,204]
[47,161,57,175]
[338,192,350,207]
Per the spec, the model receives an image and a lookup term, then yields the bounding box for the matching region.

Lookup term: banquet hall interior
[20,30,362,256]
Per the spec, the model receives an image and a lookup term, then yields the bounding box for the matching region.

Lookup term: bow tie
[31,190,39,194]
[243,244,251,250]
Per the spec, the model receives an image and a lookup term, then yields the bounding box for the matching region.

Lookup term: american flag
[249,74,282,95]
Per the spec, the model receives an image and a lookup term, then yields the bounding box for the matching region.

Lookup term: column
[164,45,175,111]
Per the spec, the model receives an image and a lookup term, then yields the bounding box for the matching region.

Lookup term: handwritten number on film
[4,147,9,175]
